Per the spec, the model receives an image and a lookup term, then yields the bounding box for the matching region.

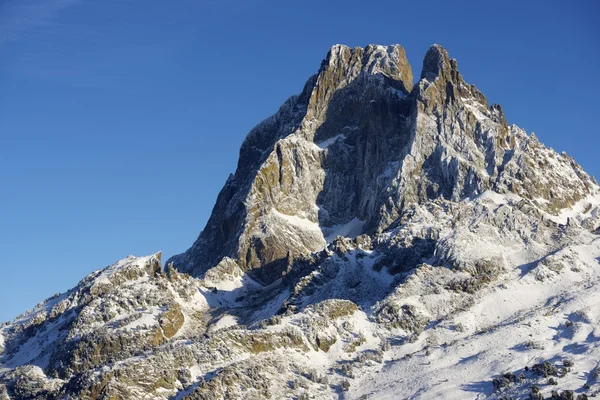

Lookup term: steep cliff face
[168,44,417,281]
[169,44,596,282]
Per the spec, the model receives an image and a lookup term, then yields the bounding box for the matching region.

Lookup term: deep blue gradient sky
[1,0,598,322]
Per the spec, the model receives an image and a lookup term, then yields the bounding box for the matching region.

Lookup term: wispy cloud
[0,0,81,46]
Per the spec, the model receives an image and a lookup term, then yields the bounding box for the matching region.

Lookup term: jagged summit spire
[416,43,491,112]
[420,44,453,81]
[321,43,413,90]
[305,43,413,123]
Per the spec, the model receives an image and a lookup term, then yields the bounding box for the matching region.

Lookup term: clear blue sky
[0,0,598,322]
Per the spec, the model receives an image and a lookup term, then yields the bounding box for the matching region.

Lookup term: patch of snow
[188,290,209,310]
[475,190,522,205]
[542,190,600,225]
[250,288,291,323]
[359,251,395,287]
[26,365,47,378]
[271,209,322,232]
[92,253,158,287]
[462,100,488,121]
[4,315,63,369]
[209,315,238,332]
[121,307,162,330]
[323,217,366,242]
[189,364,203,380]
[202,273,262,309]
[316,134,345,150]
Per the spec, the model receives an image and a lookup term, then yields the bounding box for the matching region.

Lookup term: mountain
[1,44,600,400]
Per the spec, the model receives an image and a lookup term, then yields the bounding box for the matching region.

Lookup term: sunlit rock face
[168,43,596,283]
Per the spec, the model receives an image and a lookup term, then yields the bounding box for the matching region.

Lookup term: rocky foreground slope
[1,44,600,400]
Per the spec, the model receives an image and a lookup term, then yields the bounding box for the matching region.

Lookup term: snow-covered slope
[352,218,600,399]
[1,43,599,400]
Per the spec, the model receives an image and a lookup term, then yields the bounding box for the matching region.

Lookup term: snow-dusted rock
[2,43,600,400]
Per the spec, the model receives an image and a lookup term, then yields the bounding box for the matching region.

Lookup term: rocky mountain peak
[420,43,451,81]
[323,44,413,90]
[306,44,413,123]
[417,44,489,112]
[2,42,600,400]
[166,43,597,285]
